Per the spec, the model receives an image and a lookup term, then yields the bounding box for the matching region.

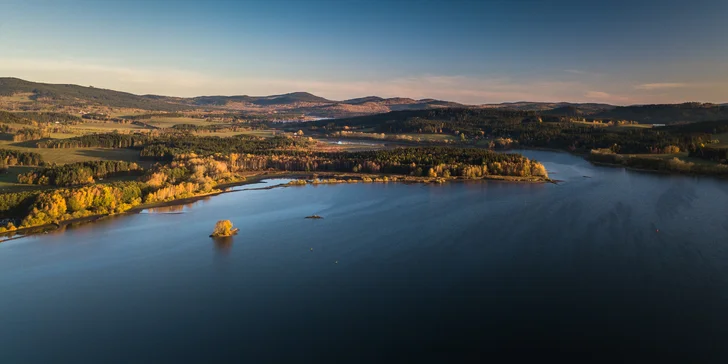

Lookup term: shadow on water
[140,197,212,214]
[212,236,234,256]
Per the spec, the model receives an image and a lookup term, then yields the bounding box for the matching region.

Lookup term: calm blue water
[1,150,728,363]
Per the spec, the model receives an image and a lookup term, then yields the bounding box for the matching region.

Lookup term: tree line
[588,149,728,175]
[222,147,548,178]
[36,133,150,148]
[17,160,143,187]
[0,182,146,231]
[15,112,83,124]
[0,111,34,125]
[0,111,81,125]
[12,127,51,142]
[119,112,185,121]
[139,135,310,160]
[0,148,44,169]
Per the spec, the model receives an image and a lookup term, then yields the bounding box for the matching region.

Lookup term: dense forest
[304,108,542,136]
[139,135,310,160]
[169,123,253,134]
[15,112,83,124]
[220,147,548,178]
[0,111,34,125]
[0,149,44,168]
[592,103,728,125]
[36,133,150,148]
[300,108,722,157]
[588,149,728,175]
[17,161,143,187]
[690,146,728,163]
[191,92,332,106]
[12,127,51,142]
[0,181,147,231]
[484,122,706,154]
[119,113,185,121]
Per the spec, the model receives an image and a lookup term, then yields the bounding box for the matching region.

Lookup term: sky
[0,0,726,105]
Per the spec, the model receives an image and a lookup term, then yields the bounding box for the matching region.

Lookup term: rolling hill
[192,92,331,106]
[342,96,386,105]
[485,102,615,113]
[0,77,190,111]
[1,78,725,124]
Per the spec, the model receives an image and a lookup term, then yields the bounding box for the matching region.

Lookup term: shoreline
[0,172,285,241]
[0,171,551,242]
[586,159,728,178]
[316,135,728,179]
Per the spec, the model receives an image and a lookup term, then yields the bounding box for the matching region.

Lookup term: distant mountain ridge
[0,77,725,124]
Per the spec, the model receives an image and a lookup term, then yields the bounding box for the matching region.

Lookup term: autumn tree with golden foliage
[211,220,238,237]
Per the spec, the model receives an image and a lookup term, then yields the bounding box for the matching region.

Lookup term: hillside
[342,96,385,104]
[542,105,590,118]
[484,102,615,113]
[662,119,728,134]
[299,108,539,133]
[0,78,189,111]
[192,92,331,106]
[593,103,728,124]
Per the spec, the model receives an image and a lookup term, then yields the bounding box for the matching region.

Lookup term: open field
[68,121,147,133]
[49,132,79,139]
[571,121,609,127]
[1,122,36,130]
[0,140,141,165]
[193,129,279,138]
[0,93,34,103]
[713,132,728,147]
[0,166,46,192]
[402,133,458,141]
[145,117,212,128]
[613,124,653,130]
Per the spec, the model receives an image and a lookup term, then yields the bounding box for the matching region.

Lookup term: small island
[305,215,324,219]
[210,220,239,237]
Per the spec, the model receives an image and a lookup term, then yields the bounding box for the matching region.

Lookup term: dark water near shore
[1,150,728,363]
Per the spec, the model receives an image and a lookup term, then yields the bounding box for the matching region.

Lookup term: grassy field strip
[0,140,141,164]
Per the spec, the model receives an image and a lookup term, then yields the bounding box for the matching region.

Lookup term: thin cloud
[0,58,212,90]
[584,91,631,103]
[635,83,688,90]
[565,69,587,75]
[0,57,643,104]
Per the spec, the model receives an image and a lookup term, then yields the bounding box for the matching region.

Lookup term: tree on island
[210,220,239,237]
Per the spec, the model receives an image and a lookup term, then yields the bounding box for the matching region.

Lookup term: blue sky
[0,0,726,104]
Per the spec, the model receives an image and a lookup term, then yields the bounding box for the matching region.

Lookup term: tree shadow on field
[74,148,140,161]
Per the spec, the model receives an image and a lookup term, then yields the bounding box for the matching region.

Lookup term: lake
[1,150,728,362]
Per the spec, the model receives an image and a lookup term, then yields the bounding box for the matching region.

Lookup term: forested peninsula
[297,108,728,176]
[0,134,548,234]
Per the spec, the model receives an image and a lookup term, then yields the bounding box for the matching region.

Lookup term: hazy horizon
[4,76,727,107]
[1,0,726,105]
